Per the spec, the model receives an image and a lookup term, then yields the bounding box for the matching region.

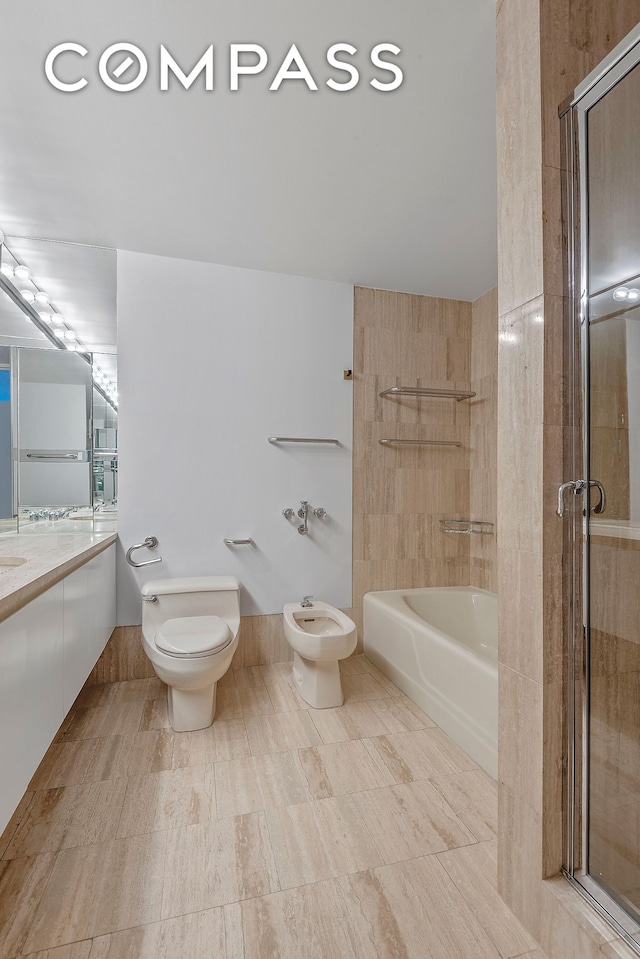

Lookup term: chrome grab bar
[223,538,254,546]
[268,437,340,446]
[440,519,494,535]
[26,452,83,460]
[126,536,162,567]
[379,439,462,448]
[379,386,476,402]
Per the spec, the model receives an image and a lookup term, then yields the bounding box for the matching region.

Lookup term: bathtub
[363,586,498,779]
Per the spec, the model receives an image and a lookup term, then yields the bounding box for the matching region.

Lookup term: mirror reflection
[0,237,116,533]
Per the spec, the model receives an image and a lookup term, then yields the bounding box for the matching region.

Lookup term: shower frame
[561,21,640,953]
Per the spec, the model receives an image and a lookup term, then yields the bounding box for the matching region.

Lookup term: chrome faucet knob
[282,508,295,520]
[313,507,326,519]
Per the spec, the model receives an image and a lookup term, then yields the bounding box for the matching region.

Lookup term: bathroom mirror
[16,346,92,528]
[92,353,118,532]
[0,345,15,532]
[0,237,116,532]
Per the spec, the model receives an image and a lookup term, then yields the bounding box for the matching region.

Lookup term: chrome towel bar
[379,386,475,401]
[126,536,163,567]
[379,439,462,448]
[439,519,494,535]
[268,437,340,446]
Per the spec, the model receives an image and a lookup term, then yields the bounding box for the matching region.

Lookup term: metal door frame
[561,22,640,950]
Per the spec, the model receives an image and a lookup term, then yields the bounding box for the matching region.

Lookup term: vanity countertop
[0,532,117,623]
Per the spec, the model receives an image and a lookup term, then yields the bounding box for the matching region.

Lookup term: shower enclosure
[562,23,640,951]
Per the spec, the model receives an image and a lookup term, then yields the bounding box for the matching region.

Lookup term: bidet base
[167,681,218,732]
[292,651,344,708]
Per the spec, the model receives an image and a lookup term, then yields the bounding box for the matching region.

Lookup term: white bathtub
[363,586,498,779]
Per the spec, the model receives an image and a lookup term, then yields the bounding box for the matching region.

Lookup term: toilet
[141,576,240,732]
[282,600,357,708]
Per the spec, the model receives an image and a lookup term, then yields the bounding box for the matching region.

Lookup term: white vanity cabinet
[0,542,116,836]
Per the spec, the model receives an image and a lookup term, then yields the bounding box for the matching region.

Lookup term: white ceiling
[0,0,497,303]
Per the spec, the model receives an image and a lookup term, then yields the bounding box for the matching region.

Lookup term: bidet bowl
[283,601,357,662]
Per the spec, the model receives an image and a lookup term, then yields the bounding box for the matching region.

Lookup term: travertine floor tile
[359,662,406,697]
[223,902,244,959]
[298,739,396,798]
[24,941,92,958]
[437,839,539,958]
[265,680,307,713]
[110,678,165,703]
[72,684,116,711]
[239,876,360,959]
[23,833,167,952]
[352,780,477,863]
[138,697,170,731]
[232,666,265,689]
[339,857,503,958]
[238,686,275,718]
[339,654,376,676]
[244,711,321,755]
[85,730,174,782]
[58,703,145,742]
[89,907,225,958]
[341,673,391,703]
[215,751,312,819]
[307,701,391,743]
[4,779,128,858]
[265,795,384,889]
[3,669,541,959]
[0,853,56,957]
[217,667,237,692]
[0,790,36,858]
[171,719,250,768]
[371,727,478,781]
[215,688,243,722]
[430,769,498,841]
[28,741,99,791]
[162,813,279,917]
[258,663,294,686]
[368,695,436,733]
[116,765,213,838]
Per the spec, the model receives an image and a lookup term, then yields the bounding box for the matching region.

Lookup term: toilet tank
[141,576,240,638]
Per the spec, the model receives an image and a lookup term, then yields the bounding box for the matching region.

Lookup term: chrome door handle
[557,480,588,517]
[589,480,606,515]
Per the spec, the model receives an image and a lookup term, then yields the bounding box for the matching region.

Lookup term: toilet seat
[155,616,232,658]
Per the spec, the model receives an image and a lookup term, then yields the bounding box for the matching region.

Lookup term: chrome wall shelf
[439,519,494,535]
[268,437,340,446]
[379,438,462,448]
[379,386,475,402]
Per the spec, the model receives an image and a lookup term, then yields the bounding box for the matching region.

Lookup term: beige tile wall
[351,286,474,644]
[497,1,640,957]
[471,287,498,592]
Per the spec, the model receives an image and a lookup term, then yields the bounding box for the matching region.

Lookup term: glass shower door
[565,29,640,949]
[586,56,640,926]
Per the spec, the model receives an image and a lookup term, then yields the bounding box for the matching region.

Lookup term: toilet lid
[155,616,232,657]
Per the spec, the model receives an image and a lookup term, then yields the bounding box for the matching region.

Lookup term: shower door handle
[589,480,606,515]
[556,480,588,517]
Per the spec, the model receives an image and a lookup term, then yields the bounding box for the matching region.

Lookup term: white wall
[117,251,353,624]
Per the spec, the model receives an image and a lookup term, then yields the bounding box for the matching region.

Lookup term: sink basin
[0,556,27,570]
